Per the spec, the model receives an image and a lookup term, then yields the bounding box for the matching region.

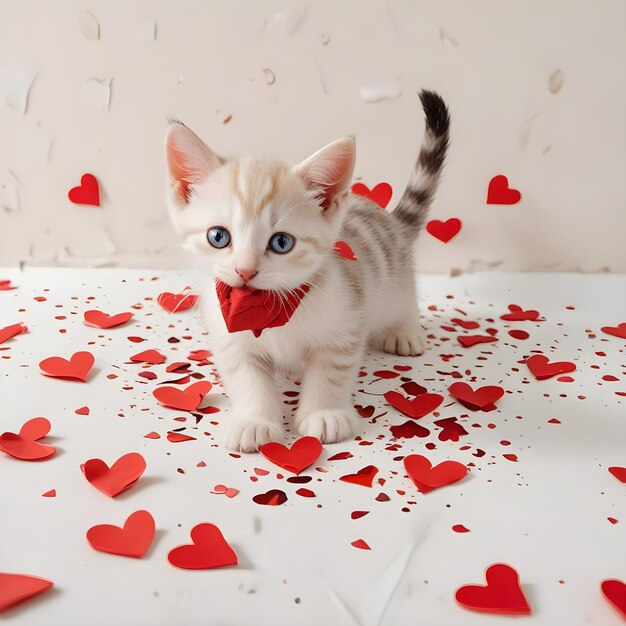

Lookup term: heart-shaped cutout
[153,380,212,411]
[260,436,322,474]
[404,454,468,493]
[426,218,462,243]
[526,354,576,380]
[0,323,27,345]
[157,290,199,313]
[351,182,393,208]
[608,466,626,484]
[0,573,54,613]
[339,465,379,487]
[39,351,94,382]
[601,579,626,620]
[87,510,155,558]
[458,334,498,348]
[601,323,626,339]
[252,489,288,505]
[68,173,100,206]
[334,241,357,261]
[83,452,146,497]
[384,391,443,419]
[167,523,237,570]
[0,417,56,461]
[390,420,430,439]
[448,382,504,411]
[83,310,133,329]
[455,563,531,615]
[487,175,522,205]
[500,304,540,321]
[130,349,165,365]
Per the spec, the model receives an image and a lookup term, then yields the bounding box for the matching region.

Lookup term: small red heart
[334,240,357,261]
[500,304,540,321]
[601,323,626,339]
[260,436,322,474]
[455,563,531,615]
[526,354,576,380]
[87,510,155,558]
[458,335,498,348]
[404,454,468,493]
[130,349,165,364]
[448,382,504,411]
[486,175,522,205]
[0,279,16,290]
[153,380,212,411]
[339,465,379,488]
[351,182,393,208]
[351,539,371,550]
[0,417,55,461]
[252,489,288,505]
[157,290,199,313]
[83,310,133,329]
[390,420,430,439]
[0,322,27,345]
[601,579,626,620]
[68,173,100,206]
[0,573,54,613]
[384,391,443,419]
[608,466,626,484]
[39,351,94,382]
[83,452,146,497]
[426,218,462,243]
[167,523,238,570]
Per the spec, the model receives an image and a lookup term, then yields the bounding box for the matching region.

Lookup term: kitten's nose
[235,267,258,283]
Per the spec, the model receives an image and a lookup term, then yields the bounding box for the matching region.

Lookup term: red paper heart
[68,173,100,206]
[167,523,238,570]
[384,391,443,419]
[334,241,357,261]
[448,382,504,411]
[458,335,498,348]
[0,573,54,613]
[216,280,309,337]
[252,489,288,505]
[153,380,212,411]
[601,323,626,339]
[87,510,155,558]
[456,563,531,615]
[404,454,468,493]
[0,417,55,461]
[487,175,521,205]
[0,279,16,290]
[526,354,576,380]
[426,218,462,243]
[260,436,322,474]
[351,539,371,550]
[339,465,379,487]
[390,420,430,439]
[157,290,199,313]
[601,579,626,620]
[83,310,133,329]
[0,322,27,345]
[83,452,146,497]
[500,304,539,321]
[351,182,393,208]
[39,351,94,382]
[130,349,165,364]
[608,466,626,483]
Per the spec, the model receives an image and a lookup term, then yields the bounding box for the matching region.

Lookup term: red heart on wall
[83,310,133,329]
[526,354,576,380]
[260,436,322,474]
[601,579,626,619]
[426,218,462,243]
[486,175,522,205]
[0,573,54,613]
[68,173,100,206]
[83,452,146,497]
[351,182,393,208]
[167,523,237,570]
[39,351,94,382]
[87,510,155,558]
[404,454,468,493]
[384,391,443,419]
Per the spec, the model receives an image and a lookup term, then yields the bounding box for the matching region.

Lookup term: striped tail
[392,90,450,235]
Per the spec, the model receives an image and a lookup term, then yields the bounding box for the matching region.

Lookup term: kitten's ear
[294,137,356,212]
[165,121,224,207]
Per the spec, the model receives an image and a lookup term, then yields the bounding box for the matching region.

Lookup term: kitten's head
[165,122,355,291]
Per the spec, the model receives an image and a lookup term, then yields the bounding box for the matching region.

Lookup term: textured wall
[1,0,625,272]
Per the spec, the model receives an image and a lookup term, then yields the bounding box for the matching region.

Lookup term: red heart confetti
[260,436,322,474]
[404,454,468,493]
[166,431,196,443]
[351,182,393,208]
[486,175,522,205]
[351,539,371,550]
[82,452,146,497]
[384,391,443,419]
[426,218,462,243]
[130,349,165,365]
[448,382,504,411]
[87,510,155,559]
[334,240,357,261]
[42,489,56,497]
[0,279,17,290]
[455,563,531,615]
[601,579,626,620]
[167,523,237,570]
[0,322,28,345]
[608,467,626,484]
[339,465,379,488]
[500,304,540,321]
[252,489,288,506]
[157,289,199,313]
[458,335,498,348]
[390,420,430,439]
[601,323,626,339]
[153,380,212,411]
[0,417,56,461]
[83,310,133,329]
[526,354,576,380]
[39,351,94,382]
[68,173,100,206]
[452,524,470,533]
[0,573,54,613]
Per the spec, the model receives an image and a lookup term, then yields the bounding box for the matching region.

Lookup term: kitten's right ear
[165,121,224,208]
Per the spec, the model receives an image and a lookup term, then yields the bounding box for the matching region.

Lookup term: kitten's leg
[380,312,427,357]
[295,337,364,443]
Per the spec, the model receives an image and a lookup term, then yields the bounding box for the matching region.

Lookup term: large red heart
[334,241,357,261]
[157,289,199,313]
[39,351,94,382]
[526,354,576,380]
[608,466,626,484]
[426,218,462,243]
[0,322,27,345]
[351,182,393,208]
[601,323,626,339]
[260,436,322,474]
[87,510,155,558]
[68,173,100,206]
[83,452,146,497]
[216,280,309,337]
[384,391,443,419]
[404,454,468,493]
[0,573,54,613]
[339,465,379,487]
[0,417,55,461]
[455,563,531,615]
[167,523,237,570]
[486,175,522,205]
[601,579,626,620]
[153,380,212,411]
[500,304,539,321]
[83,310,133,329]
[448,382,504,411]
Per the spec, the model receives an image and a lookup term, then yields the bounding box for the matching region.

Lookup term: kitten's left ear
[294,137,356,213]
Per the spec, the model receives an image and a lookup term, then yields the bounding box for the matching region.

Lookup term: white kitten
[165,91,450,452]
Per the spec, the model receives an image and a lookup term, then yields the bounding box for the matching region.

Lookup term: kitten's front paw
[382,326,427,356]
[224,419,283,453]
[296,409,358,444]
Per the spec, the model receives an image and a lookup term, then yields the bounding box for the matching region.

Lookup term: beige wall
[1,0,625,272]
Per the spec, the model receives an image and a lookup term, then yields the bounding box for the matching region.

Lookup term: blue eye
[207,227,231,249]
[269,232,295,254]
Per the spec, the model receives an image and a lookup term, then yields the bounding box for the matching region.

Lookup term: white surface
[0,268,625,626]
[1,1,626,272]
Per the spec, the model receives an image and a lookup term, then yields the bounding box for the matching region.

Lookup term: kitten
[165,90,450,452]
